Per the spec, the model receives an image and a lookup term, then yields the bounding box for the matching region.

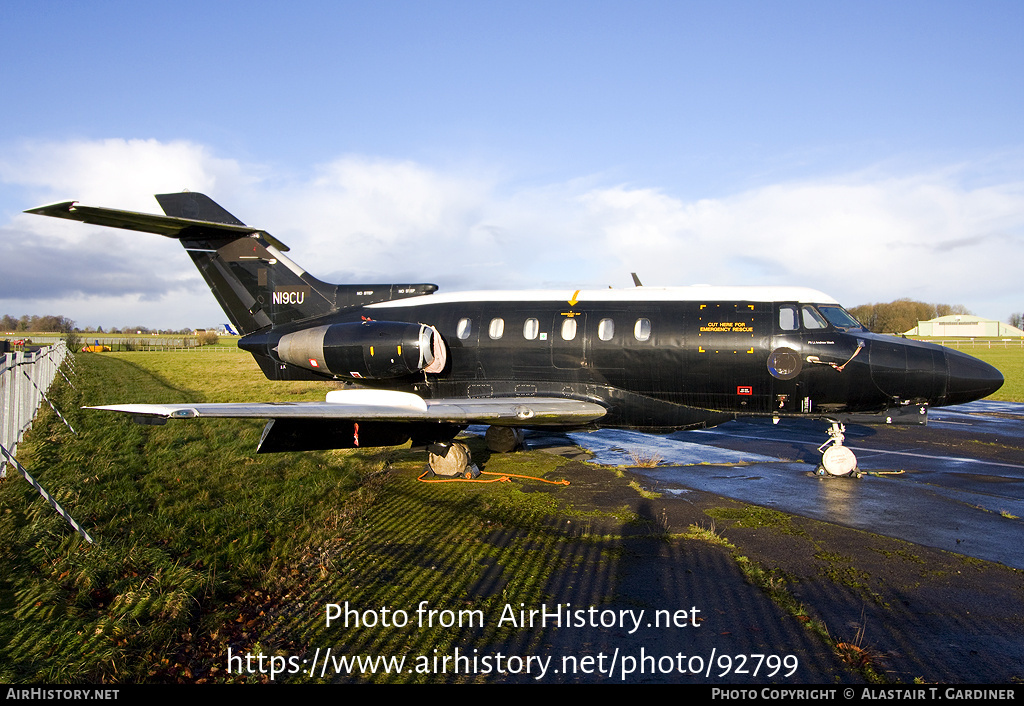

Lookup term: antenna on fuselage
[631,273,643,287]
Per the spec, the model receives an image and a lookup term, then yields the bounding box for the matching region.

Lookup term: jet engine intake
[275,321,439,378]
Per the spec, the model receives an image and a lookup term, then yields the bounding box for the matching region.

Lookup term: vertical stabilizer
[27,193,439,336]
[155,192,246,225]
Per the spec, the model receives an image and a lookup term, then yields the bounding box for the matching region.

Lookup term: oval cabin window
[488,317,504,339]
[598,318,615,341]
[523,318,539,340]
[457,318,472,340]
[634,318,651,342]
[561,317,577,341]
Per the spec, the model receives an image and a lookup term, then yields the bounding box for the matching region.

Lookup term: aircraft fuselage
[238,286,1002,432]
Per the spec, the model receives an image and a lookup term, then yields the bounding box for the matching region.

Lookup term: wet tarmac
[525,400,1024,569]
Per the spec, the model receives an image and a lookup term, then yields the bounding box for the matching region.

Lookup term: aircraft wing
[87,390,607,426]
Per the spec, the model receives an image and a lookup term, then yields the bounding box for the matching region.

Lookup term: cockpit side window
[801,305,828,330]
[778,305,799,331]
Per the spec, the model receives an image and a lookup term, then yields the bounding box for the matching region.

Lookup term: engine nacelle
[275,321,440,378]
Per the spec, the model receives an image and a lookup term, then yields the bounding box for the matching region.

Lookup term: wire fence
[1,340,70,478]
[17,335,241,352]
[929,339,1024,349]
[0,341,93,542]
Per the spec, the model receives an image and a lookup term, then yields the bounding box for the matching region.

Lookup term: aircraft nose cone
[944,349,1003,405]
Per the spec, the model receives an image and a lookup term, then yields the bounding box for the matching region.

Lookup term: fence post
[1,352,12,478]
[0,341,69,478]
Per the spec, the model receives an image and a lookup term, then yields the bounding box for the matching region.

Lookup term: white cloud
[2,137,1023,329]
[1,138,253,210]
[577,173,1024,311]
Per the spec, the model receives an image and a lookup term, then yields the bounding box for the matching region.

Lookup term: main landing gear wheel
[484,426,525,453]
[427,441,480,479]
[816,420,861,478]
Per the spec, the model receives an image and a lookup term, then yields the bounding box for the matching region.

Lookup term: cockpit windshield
[816,305,865,331]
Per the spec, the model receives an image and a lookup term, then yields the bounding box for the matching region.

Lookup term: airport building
[904,315,1024,338]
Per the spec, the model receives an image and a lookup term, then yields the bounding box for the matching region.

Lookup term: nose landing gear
[817,420,861,478]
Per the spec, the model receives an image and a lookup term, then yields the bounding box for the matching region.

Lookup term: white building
[905,315,1024,338]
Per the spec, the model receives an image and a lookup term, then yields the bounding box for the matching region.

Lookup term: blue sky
[2,1,1022,329]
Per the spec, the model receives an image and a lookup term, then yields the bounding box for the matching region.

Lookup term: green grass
[959,348,1024,402]
[0,352,374,682]
[0,351,617,683]
[706,505,808,536]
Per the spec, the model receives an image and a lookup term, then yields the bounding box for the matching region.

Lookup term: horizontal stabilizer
[25,201,290,251]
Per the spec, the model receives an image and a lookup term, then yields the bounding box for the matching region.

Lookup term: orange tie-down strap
[417,469,570,485]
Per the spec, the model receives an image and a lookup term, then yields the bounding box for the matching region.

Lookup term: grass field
[0,350,630,683]
[1,344,1019,683]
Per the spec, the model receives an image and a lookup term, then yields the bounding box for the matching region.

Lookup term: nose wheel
[817,420,861,478]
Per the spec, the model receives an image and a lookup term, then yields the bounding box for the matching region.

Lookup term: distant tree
[1009,313,1024,330]
[847,304,875,331]
[30,315,75,333]
[935,303,970,317]
[1,314,75,333]
[847,299,971,334]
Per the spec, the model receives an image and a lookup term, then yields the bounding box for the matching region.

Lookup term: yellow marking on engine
[397,345,402,355]
[370,346,375,356]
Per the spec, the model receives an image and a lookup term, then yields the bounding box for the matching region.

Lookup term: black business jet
[28,193,1004,478]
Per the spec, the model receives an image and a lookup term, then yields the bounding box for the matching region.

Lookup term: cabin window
[488,317,504,339]
[457,317,472,340]
[801,305,827,330]
[634,318,651,342]
[561,317,578,341]
[598,318,615,341]
[523,318,539,340]
[778,305,798,331]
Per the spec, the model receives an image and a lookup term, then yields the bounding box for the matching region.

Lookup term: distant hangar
[905,315,1024,338]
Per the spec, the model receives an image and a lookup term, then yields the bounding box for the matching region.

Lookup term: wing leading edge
[88,390,607,455]
[88,390,607,426]
[24,200,291,251]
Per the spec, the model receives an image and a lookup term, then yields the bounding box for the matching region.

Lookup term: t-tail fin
[154,192,246,225]
[26,193,438,335]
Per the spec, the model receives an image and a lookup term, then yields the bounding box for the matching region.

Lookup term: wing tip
[24,201,78,216]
